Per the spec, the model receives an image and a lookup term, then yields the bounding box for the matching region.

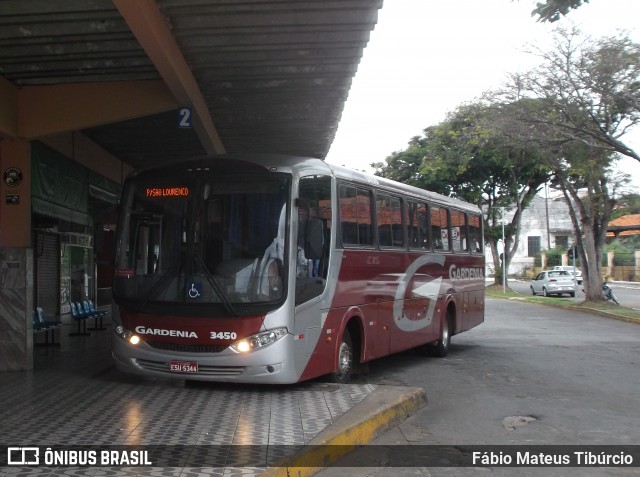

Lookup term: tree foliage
[611,193,640,218]
[373,102,549,285]
[374,29,638,301]
[499,29,640,162]
[490,29,637,300]
[371,135,451,195]
[531,0,589,23]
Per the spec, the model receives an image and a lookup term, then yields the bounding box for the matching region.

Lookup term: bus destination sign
[145,187,190,197]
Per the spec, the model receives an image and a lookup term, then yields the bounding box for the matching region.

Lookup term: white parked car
[530,270,576,297]
[551,265,583,284]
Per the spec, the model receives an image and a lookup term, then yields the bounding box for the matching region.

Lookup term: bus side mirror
[304,218,324,260]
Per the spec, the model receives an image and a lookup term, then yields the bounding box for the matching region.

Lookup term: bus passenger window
[431,206,450,251]
[468,214,483,252]
[408,202,430,250]
[407,202,418,248]
[451,210,468,252]
[377,194,403,248]
[339,185,373,247]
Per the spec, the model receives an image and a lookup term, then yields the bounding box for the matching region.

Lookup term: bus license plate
[169,361,198,373]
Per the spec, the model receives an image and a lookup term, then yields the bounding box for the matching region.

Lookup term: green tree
[374,102,549,286]
[611,193,640,218]
[371,135,451,195]
[552,146,625,299]
[530,0,589,23]
[491,29,637,300]
[505,29,640,163]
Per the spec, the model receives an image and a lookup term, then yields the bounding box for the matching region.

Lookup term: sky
[324,0,640,185]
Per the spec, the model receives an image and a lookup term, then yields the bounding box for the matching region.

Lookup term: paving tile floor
[0,322,376,477]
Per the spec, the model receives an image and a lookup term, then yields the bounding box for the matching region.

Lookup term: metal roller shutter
[35,232,60,316]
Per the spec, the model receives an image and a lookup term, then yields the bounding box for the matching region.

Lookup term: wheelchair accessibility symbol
[188,282,202,299]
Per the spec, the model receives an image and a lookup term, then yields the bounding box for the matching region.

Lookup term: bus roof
[128,154,481,215]
[326,163,481,214]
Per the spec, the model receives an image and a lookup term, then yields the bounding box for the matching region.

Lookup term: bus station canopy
[0,0,382,169]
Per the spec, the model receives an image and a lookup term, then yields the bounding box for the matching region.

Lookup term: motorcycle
[580,282,620,305]
[602,282,619,305]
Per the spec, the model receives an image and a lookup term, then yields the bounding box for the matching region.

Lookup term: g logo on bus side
[393,254,446,332]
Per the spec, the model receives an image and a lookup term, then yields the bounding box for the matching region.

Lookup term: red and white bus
[112,155,484,384]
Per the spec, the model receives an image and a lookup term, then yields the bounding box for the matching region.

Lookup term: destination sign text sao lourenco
[145,187,189,198]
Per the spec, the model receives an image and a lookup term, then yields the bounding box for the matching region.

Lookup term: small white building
[487,192,575,277]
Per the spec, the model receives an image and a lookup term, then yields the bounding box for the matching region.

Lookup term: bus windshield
[114,169,290,314]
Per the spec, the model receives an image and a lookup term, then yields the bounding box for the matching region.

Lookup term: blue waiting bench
[69,301,90,336]
[33,307,63,346]
[69,300,108,336]
[84,300,108,331]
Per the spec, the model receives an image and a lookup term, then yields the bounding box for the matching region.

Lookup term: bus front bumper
[111,333,302,384]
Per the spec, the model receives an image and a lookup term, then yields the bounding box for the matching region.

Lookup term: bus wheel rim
[442,318,449,345]
[338,342,351,375]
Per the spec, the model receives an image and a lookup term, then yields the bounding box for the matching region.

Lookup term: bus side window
[451,210,468,252]
[377,193,403,248]
[431,206,450,251]
[418,202,429,249]
[408,202,430,250]
[407,202,418,248]
[339,184,373,247]
[442,208,451,251]
[390,196,404,247]
[468,214,483,253]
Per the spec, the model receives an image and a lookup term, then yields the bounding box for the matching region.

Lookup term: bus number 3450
[210,332,237,340]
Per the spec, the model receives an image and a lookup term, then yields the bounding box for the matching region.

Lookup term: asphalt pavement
[312,295,640,477]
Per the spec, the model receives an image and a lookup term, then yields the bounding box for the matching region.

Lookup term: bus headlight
[115,326,141,346]
[231,328,288,353]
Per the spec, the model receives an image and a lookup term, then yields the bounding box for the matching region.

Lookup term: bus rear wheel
[427,310,452,357]
[328,329,353,384]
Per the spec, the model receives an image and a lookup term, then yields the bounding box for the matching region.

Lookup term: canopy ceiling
[0,0,382,168]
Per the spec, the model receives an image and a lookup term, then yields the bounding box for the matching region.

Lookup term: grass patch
[573,301,640,320]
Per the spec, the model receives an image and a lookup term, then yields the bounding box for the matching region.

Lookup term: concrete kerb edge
[567,306,640,324]
[260,385,427,477]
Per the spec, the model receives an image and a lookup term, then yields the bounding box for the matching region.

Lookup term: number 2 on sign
[178,108,192,128]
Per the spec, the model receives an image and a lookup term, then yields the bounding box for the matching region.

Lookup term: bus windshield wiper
[136,264,180,311]
[192,253,238,317]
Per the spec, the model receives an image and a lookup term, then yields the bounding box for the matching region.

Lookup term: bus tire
[328,329,353,384]
[428,310,452,358]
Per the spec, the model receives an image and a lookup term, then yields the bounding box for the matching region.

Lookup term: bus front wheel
[328,329,353,384]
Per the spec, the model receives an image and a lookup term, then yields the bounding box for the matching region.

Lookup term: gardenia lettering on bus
[449,265,484,280]
[135,326,198,338]
[145,187,189,197]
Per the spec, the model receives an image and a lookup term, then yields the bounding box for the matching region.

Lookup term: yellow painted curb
[260,385,427,477]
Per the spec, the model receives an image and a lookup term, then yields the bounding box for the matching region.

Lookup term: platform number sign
[178,107,192,128]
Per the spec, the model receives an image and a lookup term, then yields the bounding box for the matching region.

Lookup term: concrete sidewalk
[1,323,426,477]
[261,385,427,477]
